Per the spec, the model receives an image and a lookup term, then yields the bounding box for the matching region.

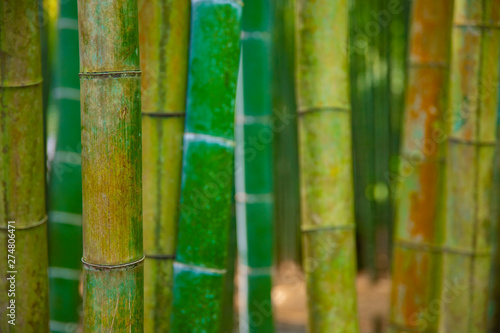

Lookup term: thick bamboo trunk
[236,0,275,332]
[137,0,189,331]
[171,0,241,331]
[78,0,143,330]
[440,0,500,331]
[47,1,83,331]
[295,0,359,331]
[0,1,49,332]
[389,1,453,332]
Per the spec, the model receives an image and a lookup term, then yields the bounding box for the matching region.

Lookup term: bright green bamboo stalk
[47,1,83,331]
[78,0,143,330]
[171,0,241,331]
[137,0,189,331]
[236,0,275,332]
[295,0,359,331]
[0,1,49,332]
[221,197,237,333]
[440,0,500,331]
[389,1,453,332]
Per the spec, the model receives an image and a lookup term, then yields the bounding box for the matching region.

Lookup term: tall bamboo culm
[272,0,301,266]
[171,0,241,331]
[440,0,500,331]
[0,0,49,332]
[236,0,275,331]
[47,0,83,331]
[138,0,190,331]
[78,0,143,330]
[389,1,453,332]
[295,0,359,331]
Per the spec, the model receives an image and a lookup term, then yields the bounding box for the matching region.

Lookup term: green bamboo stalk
[236,0,275,332]
[221,195,237,333]
[349,0,377,275]
[0,1,49,332]
[78,0,143,330]
[47,1,83,331]
[170,0,241,331]
[295,0,359,331]
[272,0,301,266]
[137,0,189,331]
[440,0,500,331]
[389,1,453,332]
[487,67,500,332]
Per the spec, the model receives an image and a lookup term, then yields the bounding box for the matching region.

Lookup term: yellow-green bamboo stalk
[295,0,359,331]
[138,0,190,331]
[440,0,500,331]
[389,1,453,332]
[78,0,143,330]
[0,0,49,332]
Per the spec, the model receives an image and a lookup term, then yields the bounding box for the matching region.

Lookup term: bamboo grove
[4,0,500,332]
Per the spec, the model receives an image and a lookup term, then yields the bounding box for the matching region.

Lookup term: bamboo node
[301,224,356,233]
[145,254,176,260]
[0,215,48,230]
[297,106,351,116]
[82,256,145,271]
[79,70,142,79]
[141,111,185,118]
[0,78,43,88]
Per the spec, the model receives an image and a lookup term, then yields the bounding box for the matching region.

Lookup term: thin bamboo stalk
[0,0,49,332]
[47,1,83,331]
[295,0,359,331]
[137,0,189,331]
[221,196,237,333]
[78,0,143,330]
[349,0,377,275]
[389,1,453,332]
[236,0,275,331]
[487,71,500,332]
[440,0,500,331]
[272,0,301,266]
[170,0,242,331]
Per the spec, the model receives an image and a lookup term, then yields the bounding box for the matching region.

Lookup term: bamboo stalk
[221,197,237,333]
[137,0,189,331]
[170,0,242,331]
[272,0,301,266]
[47,1,83,331]
[389,1,453,332]
[295,0,359,331]
[0,1,49,332]
[78,0,143,330]
[487,78,500,332]
[440,0,500,331]
[236,0,275,331]
[349,0,377,276]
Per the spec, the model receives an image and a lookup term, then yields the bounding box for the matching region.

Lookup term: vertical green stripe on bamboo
[171,0,241,332]
[389,1,453,332]
[0,0,49,332]
[236,0,275,332]
[295,0,359,331]
[47,0,83,331]
[440,0,500,331]
[138,0,190,331]
[78,0,143,330]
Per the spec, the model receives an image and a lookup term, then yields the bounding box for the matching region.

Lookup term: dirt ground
[271,262,391,333]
